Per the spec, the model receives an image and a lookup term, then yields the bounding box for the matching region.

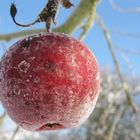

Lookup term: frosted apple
[0,32,100,131]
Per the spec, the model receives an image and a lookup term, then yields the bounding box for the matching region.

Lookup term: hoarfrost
[13,85,21,96]
[95,72,100,81]
[26,79,30,83]
[18,60,30,73]
[28,56,35,62]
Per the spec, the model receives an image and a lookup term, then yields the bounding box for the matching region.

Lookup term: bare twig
[116,47,136,78]
[116,47,140,56]
[0,42,7,53]
[94,90,120,138]
[110,29,140,39]
[0,112,6,127]
[108,0,140,13]
[105,107,125,140]
[96,14,138,113]
[10,126,19,140]
[0,29,46,42]
[79,0,99,41]
[100,94,117,128]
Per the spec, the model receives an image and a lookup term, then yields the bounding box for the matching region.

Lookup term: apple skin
[0,32,100,131]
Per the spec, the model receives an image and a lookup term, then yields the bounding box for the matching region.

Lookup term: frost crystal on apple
[18,60,30,73]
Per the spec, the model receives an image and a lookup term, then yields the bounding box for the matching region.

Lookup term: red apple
[0,32,100,131]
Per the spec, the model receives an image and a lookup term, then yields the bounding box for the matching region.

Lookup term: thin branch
[110,29,140,39]
[0,112,6,127]
[94,95,117,138]
[116,47,140,56]
[94,89,121,138]
[96,14,139,113]
[0,29,46,42]
[79,0,99,41]
[10,126,19,140]
[105,107,125,140]
[108,0,140,13]
[0,42,8,53]
[116,47,136,78]
[99,93,117,128]
[0,0,99,42]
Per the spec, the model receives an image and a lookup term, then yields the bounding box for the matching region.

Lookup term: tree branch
[110,29,140,39]
[105,107,124,140]
[0,112,6,127]
[96,14,139,113]
[109,0,140,13]
[79,0,99,41]
[10,126,19,140]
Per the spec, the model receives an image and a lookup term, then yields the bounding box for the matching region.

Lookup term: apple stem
[10,0,73,32]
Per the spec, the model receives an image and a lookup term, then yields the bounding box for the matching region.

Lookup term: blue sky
[0,0,140,77]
